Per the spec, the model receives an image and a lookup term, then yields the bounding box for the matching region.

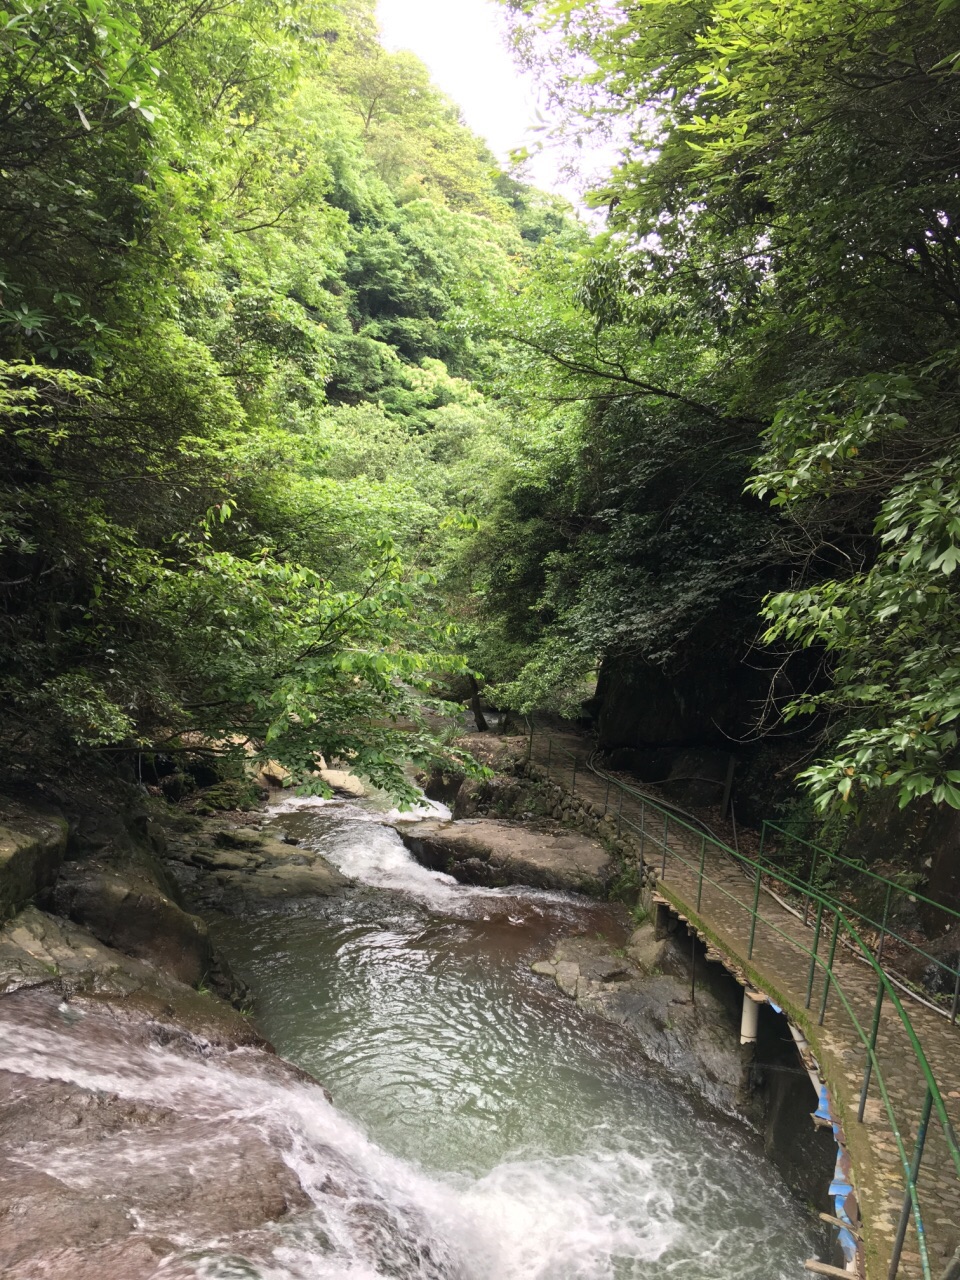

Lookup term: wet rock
[0,906,261,1046]
[0,803,69,921]
[398,818,614,895]
[192,847,260,871]
[177,828,349,916]
[0,989,311,1279]
[625,924,673,973]
[214,825,260,848]
[0,986,469,1280]
[533,927,743,1115]
[554,960,580,997]
[207,860,347,911]
[49,850,212,987]
[0,1164,139,1270]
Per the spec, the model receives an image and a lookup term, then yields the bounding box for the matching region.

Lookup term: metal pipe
[877,883,893,965]
[951,967,960,1025]
[696,835,707,911]
[571,757,577,796]
[748,864,762,959]
[806,901,824,1009]
[805,845,819,927]
[887,1088,933,1280]
[661,813,669,878]
[819,912,842,1025]
[603,777,610,816]
[691,932,697,1007]
[858,977,885,1122]
[546,738,552,778]
[616,788,623,837]
[786,1022,822,1095]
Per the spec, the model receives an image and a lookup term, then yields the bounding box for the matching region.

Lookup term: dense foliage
[481,0,960,813]
[6,0,960,825]
[0,0,566,798]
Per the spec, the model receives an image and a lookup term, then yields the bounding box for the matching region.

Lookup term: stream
[0,795,819,1279]
[208,796,818,1280]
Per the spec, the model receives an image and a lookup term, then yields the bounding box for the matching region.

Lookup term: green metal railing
[534,733,960,1280]
[759,822,960,1022]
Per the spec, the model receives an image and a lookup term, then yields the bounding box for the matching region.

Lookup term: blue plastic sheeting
[816,1084,859,1264]
[769,1000,784,1014]
[815,1084,832,1124]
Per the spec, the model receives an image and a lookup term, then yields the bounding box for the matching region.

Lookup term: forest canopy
[3,0,960,822]
[478,0,960,815]
[0,0,570,798]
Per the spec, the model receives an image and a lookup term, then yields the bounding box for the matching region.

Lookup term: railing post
[806,901,824,1009]
[661,813,669,878]
[616,788,624,837]
[818,911,842,1025]
[696,835,707,911]
[637,796,645,863]
[546,738,552,779]
[758,821,766,863]
[748,864,762,959]
[603,777,611,817]
[857,977,885,1121]
[804,845,819,926]
[887,1088,933,1280]
[570,756,577,797]
[951,966,960,1025]
[877,882,893,964]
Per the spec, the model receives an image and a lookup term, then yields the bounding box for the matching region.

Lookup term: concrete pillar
[740,989,760,1045]
[654,901,671,941]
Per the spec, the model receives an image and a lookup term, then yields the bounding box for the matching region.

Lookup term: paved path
[528,730,960,1280]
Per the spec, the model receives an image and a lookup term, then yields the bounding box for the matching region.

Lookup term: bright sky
[375,0,574,198]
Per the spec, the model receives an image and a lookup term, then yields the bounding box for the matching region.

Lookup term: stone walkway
[528,730,960,1280]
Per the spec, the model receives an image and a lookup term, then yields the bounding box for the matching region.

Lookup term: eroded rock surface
[162,825,349,914]
[0,904,261,1045]
[398,817,614,894]
[530,925,744,1115]
[49,847,211,987]
[0,988,312,1280]
[0,802,69,920]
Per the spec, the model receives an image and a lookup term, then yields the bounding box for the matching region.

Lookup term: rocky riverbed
[528,924,746,1117]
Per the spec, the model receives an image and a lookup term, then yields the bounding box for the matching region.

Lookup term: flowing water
[0,797,819,1279]
[211,798,818,1280]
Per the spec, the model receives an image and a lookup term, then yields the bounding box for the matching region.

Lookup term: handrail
[760,821,960,927]
[539,735,960,1021]
[530,729,960,1280]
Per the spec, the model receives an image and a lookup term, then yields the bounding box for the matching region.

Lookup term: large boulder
[0,905,260,1045]
[398,817,614,894]
[0,803,69,921]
